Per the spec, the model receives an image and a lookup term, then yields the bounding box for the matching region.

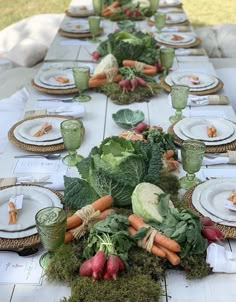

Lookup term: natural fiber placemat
[0,184,64,250]
[161,77,224,96]
[65,9,95,18]
[165,20,190,27]
[168,123,236,153]
[31,79,78,95]
[156,37,201,48]
[183,184,236,238]
[58,28,103,39]
[8,114,67,153]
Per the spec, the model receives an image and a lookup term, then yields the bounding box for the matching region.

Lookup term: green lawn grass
[0,0,235,30]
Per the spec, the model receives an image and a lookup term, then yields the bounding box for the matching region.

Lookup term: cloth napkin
[200,167,236,180]
[206,243,236,273]
[175,48,206,56]
[187,95,229,106]
[0,87,29,153]
[151,25,190,32]
[178,150,236,166]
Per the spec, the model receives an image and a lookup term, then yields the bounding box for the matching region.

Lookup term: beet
[79,257,94,277]
[107,255,120,280]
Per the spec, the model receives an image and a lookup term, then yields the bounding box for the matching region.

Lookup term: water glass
[150,0,160,12]
[154,12,166,33]
[169,85,189,123]
[35,207,67,269]
[60,119,84,166]
[160,47,175,76]
[73,66,91,102]
[88,16,101,42]
[92,0,104,15]
[179,140,206,190]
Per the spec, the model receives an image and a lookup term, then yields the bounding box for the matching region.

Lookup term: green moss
[180,254,212,279]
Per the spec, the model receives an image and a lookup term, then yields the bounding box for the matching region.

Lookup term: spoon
[14,153,61,160]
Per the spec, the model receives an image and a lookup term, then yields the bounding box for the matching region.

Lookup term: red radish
[200,216,214,227]
[119,79,131,93]
[92,271,101,281]
[136,77,154,94]
[155,61,162,71]
[123,7,129,13]
[201,226,223,242]
[117,257,125,271]
[132,122,149,133]
[79,257,94,277]
[205,225,224,240]
[103,272,111,280]
[92,251,106,275]
[107,255,120,280]
[125,9,132,16]
[132,8,140,17]
[130,78,138,91]
[91,51,100,60]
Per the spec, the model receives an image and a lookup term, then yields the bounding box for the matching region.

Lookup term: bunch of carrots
[65,195,114,243]
[88,67,122,88]
[101,1,120,17]
[128,214,181,266]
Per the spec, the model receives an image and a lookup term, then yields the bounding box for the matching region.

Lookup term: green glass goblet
[169,85,189,123]
[88,16,101,43]
[160,47,175,77]
[179,139,206,190]
[35,207,67,269]
[92,0,104,15]
[150,0,160,13]
[73,66,91,102]
[60,119,84,166]
[154,12,166,33]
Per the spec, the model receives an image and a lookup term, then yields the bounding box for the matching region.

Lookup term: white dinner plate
[171,71,219,89]
[67,5,94,15]
[192,179,236,227]
[173,117,236,146]
[39,69,75,88]
[0,185,62,238]
[156,33,195,45]
[166,13,187,24]
[160,0,181,6]
[179,117,235,142]
[200,180,236,222]
[61,20,90,33]
[17,117,63,142]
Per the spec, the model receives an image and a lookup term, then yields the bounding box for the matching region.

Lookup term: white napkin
[187,95,229,107]
[175,48,206,56]
[201,168,236,180]
[207,243,236,273]
[0,88,29,153]
[16,174,65,190]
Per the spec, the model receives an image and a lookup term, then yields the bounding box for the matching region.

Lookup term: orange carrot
[128,226,166,258]
[122,60,157,74]
[33,122,52,137]
[93,68,118,80]
[98,208,114,221]
[128,214,181,252]
[66,195,113,230]
[157,245,181,266]
[88,74,122,88]
[65,231,74,243]
[164,149,175,160]
[8,201,17,224]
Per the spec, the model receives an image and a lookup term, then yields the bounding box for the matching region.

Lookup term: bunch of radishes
[123,7,141,17]
[119,76,150,93]
[200,216,224,243]
[79,250,125,281]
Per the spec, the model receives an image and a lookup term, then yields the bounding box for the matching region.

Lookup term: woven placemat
[156,37,201,48]
[0,184,64,250]
[161,77,224,96]
[183,184,236,238]
[58,28,103,39]
[168,123,236,153]
[31,79,78,95]
[65,9,95,18]
[165,20,190,27]
[8,114,67,153]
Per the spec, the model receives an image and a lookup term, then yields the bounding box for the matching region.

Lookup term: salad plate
[39,69,75,88]
[17,117,63,142]
[191,179,236,227]
[66,6,94,16]
[173,117,236,146]
[179,117,235,142]
[156,33,195,45]
[0,185,62,238]
[166,13,187,24]
[60,20,90,33]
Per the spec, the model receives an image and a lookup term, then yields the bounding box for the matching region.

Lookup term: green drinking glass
[88,16,101,43]
[179,140,206,190]
[73,66,91,102]
[154,12,166,33]
[92,0,104,15]
[169,85,189,123]
[149,0,160,12]
[160,47,175,76]
[60,119,84,166]
[35,207,66,269]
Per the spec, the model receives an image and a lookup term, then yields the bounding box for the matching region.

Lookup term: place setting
[65,5,95,17]
[165,12,189,25]
[155,31,201,48]
[159,0,183,8]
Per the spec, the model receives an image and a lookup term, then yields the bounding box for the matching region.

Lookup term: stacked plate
[156,33,196,46]
[165,71,219,92]
[60,19,90,34]
[13,116,65,147]
[166,13,187,24]
[192,178,236,227]
[0,185,62,238]
[173,117,236,146]
[66,6,94,17]
[160,0,181,7]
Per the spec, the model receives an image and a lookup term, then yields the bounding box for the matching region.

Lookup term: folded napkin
[207,243,236,273]
[175,48,206,56]
[188,95,229,106]
[201,167,236,180]
[151,26,190,32]
[178,150,236,166]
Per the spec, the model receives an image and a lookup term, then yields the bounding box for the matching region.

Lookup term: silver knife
[16,181,53,185]
[37,98,74,103]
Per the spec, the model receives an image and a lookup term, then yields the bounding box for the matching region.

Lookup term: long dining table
[1,0,236,301]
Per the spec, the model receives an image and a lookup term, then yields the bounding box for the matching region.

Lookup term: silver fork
[14,153,61,160]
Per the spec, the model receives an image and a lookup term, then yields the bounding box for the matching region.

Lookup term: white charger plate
[156,33,195,45]
[166,13,187,24]
[192,179,236,227]
[179,117,235,142]
[39,69,75,88]
[0,185,62,238]
[200,180,236,222]
[17,117,63,142]
[173,117,236,146]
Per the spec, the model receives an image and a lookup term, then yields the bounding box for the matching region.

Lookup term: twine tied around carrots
[134,61,145,72]
[105,68,118,83]
[69,205,101,239]
[137,227,158,253]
